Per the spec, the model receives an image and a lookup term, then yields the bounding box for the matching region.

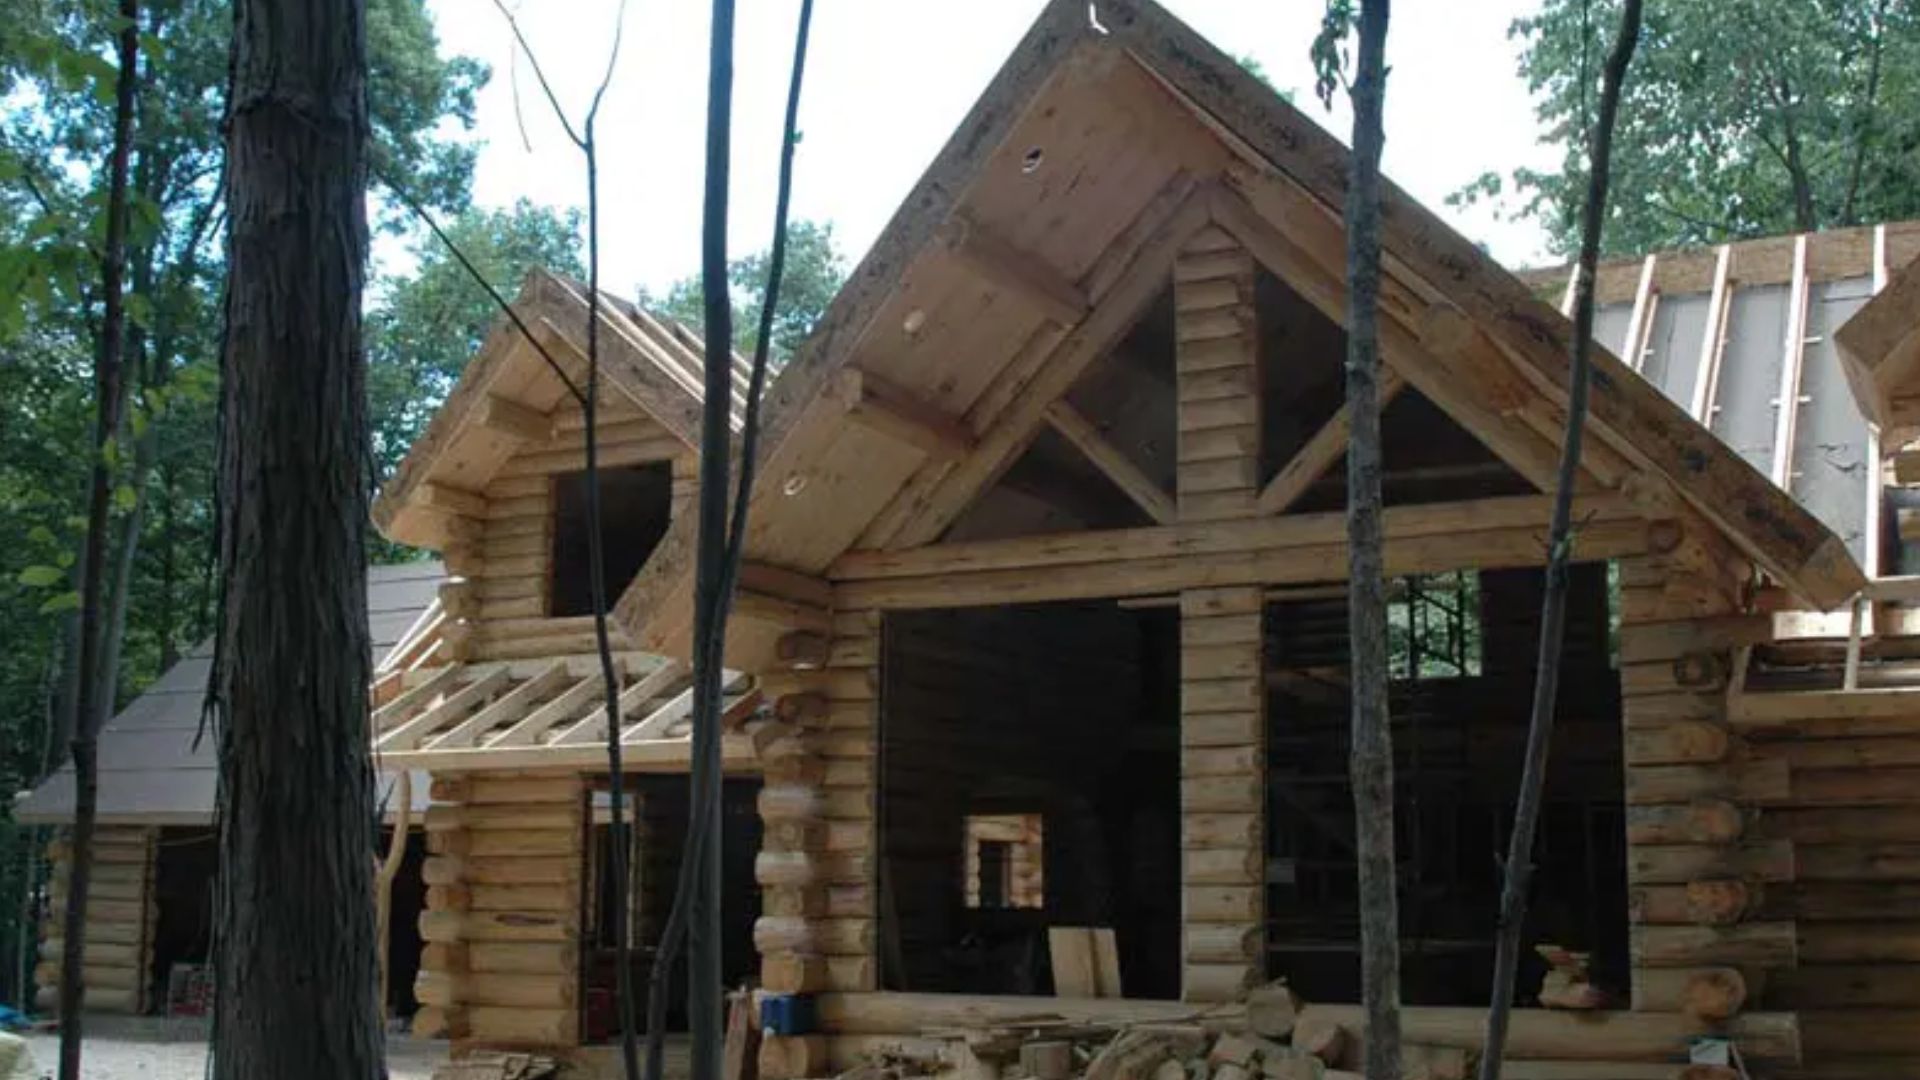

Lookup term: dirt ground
[19,1015,445,1079]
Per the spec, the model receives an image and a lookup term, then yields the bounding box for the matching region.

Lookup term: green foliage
[645,219,848,365]
[367,199,584,480]
[0,0,486,1007]
[1310,0,1359,108]
[1455,0,1920,256]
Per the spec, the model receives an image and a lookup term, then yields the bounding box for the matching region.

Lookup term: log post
[1174,229,1266,1003]
[757,616,880,1080]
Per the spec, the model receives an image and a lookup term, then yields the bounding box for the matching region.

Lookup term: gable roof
[610,0,1863,666]
[14,561,443,825]
[373,269,750,550]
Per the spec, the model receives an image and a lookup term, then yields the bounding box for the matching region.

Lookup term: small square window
[963,814,1043,910]
[549,463,674,617]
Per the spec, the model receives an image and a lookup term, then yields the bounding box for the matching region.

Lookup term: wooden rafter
[1044,399,1176,524]
[417,482,487,519]
[426,659,569,749]
[827,369,976,461]
[1256,369,1406,515]
[378,667,510,752]
[488,674,606,748]
[938,212,1089,326]
[373,664,461,734]
[1772,235,1813,489]
[551,660,687,747]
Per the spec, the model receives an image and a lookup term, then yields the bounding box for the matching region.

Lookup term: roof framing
[610,0,1863,668]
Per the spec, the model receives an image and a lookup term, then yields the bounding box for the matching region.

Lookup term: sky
[420,0,1563,295]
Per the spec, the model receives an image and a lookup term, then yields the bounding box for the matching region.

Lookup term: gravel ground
[19,1016,445,1079]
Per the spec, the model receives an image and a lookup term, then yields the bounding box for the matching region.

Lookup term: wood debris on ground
[430,1051,563,1080]
[831,984,1468,1080]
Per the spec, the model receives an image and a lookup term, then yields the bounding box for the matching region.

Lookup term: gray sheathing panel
[1710,283,1792,477]
[1642,292,1712,407]
[1791,278,1876,565]
[1593,304,1633,359]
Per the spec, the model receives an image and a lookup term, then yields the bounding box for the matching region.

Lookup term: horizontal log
[1768,964,1920,1007]
[429,774,580,805]
[466,1004,575,1046]
[1626,801,1746,845]
[833,518,1656,610]
[1626,760,1789,805]
[1184,923,1261,964]
[465,829,580,858]
[424,802,583,832]
[1798,843,1920,881]
[468,941,579,974]
[1183,962,1257,1002]
[414,970,575,1009]
[1800,924,1920,963]
[1627,841,1794,885]
[1760,807,1920,843]
[1632,922,1797,968]
[1183,847,1262,884]
[1623,722,1732,766]
[419,909,576,944]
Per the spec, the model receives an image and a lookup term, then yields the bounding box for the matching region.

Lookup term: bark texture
[1476,4,1643,1078]
[1342,2,1400,1078]
[57,5,139,1076]
[211,0,380,1074]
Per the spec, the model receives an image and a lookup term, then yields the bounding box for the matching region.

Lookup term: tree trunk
[1343,3,1398,1078]
[56,5,139,1076]
[211,0,379,1073]
[1476,4,1643,1079]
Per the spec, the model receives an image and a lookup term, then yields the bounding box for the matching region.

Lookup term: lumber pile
[827,984,1465,1080]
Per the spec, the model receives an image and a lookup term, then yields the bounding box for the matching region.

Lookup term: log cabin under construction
[32,1,1920,1077]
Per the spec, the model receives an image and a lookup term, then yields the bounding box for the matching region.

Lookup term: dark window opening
[550,463,673,617]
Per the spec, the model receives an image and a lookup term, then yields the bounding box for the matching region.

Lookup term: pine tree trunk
[1343,3,1399,1078]
[56,5,139,1075]
[211,0,379,1073]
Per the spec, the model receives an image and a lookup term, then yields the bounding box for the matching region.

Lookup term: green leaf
[17,565,64,588]
[114,484,137,512]
[39,591,81,615]
[28,525,58,548]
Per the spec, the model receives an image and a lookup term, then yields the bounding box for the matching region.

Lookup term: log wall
[35,825,157,1015]
[753,614,882,1080]
[415,770,586,1048]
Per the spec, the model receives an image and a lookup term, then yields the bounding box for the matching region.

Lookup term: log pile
[827,985,1468,1080]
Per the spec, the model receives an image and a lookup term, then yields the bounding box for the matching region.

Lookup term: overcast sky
[420,0,1561,294]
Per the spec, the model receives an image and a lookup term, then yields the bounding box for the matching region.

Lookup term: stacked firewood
[835,985,1468,1080]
